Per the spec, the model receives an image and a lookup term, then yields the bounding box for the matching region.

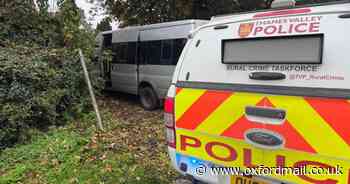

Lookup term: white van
[165,1,350,184]
[95,20,208,110]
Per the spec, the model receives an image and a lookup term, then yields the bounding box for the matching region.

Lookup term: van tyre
[139,86,159,110]
[192,179,206,184]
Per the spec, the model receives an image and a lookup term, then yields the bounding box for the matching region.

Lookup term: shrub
[0,45,101,149]
[0,0,64,48]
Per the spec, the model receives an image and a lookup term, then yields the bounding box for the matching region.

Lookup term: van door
[138,39,187,98]
[175,11,350,184]
[111,42,138,94]
[100,34,112,87]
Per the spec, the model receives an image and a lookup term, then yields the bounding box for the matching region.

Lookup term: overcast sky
[50,0,118,29]
[75,0,105,28]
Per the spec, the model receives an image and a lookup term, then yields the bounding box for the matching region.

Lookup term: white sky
[50,0,118,29]
[76,0,104,28]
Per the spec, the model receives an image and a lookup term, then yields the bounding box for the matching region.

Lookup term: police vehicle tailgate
[174,6,350,184]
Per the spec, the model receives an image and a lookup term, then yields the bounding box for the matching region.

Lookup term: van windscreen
[222,34,323,64]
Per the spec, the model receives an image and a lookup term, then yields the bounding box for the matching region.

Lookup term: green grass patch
[0,113,176,184]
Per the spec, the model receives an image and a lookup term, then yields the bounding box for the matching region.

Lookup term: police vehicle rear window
[222,34,323,64]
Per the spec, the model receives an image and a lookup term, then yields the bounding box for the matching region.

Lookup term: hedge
[0,45,100,149]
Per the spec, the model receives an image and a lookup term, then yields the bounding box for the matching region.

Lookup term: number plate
[231,175,269,184]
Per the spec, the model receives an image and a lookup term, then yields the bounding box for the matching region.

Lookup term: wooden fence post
[79,49,104,132]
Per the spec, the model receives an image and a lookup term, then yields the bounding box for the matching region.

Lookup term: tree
[102,0,241,26]
[101,0,279,27]
[57,0,95,55]
[237,0,272,10]
[99,0,343,27]
[190,0,241,19]
[0,0,65,47]
[96,17,112,33]
[35,0,50,13]
[103,0,171,27]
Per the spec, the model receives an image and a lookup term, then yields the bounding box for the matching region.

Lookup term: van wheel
[139,86,159,110]
[191,179,206,184]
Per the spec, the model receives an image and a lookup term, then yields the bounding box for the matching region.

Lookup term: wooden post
[171,0,176,20]
[79,49,104,132]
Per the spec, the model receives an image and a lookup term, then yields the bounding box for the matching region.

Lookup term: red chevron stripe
[306,98,350,146]
[176,90,232,130]
[176,88,183,94]
[222,98,316,153]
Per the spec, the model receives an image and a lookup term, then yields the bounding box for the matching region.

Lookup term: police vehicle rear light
[166,128,176,148]
[164,97,175,127]
[164,113,174,128]
[164,97,176,148]
[164,97,174,116]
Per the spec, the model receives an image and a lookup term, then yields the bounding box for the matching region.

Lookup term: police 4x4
[164,0,350,184]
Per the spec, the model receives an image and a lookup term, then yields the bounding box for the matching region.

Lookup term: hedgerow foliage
[0,0,100,148]
[0,45,97,149]
[0,0,64,47]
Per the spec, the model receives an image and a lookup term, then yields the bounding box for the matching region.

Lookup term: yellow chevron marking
[195,93,264,135]
[175,89,206,121]
[269,96,350,159]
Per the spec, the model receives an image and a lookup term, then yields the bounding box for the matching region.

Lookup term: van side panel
[138,22,207,99]
[140,24,193,41]
[107,20,208,98]
[139,65,176,98]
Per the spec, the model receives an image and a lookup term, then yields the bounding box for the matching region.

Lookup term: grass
[0,104,179,184]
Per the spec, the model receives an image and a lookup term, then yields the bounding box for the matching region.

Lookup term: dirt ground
[98,91,193,184]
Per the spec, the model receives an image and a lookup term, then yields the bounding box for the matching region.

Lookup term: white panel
[140,24,193,41]
[112,28,139,43]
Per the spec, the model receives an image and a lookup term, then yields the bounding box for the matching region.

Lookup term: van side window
[139,41,148,65]
[128,42,136,64]
[147,41,161,65]
[112,43,119,63]
[103,33,112,49]
[138,39,186,65]
[173,39,187,65]
[113,42,136,64]
[161,40,173,65]
[118,43,128,63]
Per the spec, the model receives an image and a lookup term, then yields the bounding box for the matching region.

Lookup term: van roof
[99,19,209,35]
[185,1,349,38]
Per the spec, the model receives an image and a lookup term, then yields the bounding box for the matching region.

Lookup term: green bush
[0,45,100,149]
[0,1,64,48]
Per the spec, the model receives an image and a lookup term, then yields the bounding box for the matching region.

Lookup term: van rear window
[222,34,323,64]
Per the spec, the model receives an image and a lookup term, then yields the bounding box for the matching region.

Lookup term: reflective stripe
[176,88,183,94]
[221,98,317,153]
[175,89,205,121]
[306,98,350,146]
[175,87,350,184]
[175,87,350,160]
[176,90,231,130]
[269,96,350,159]
[196,93,263,135]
